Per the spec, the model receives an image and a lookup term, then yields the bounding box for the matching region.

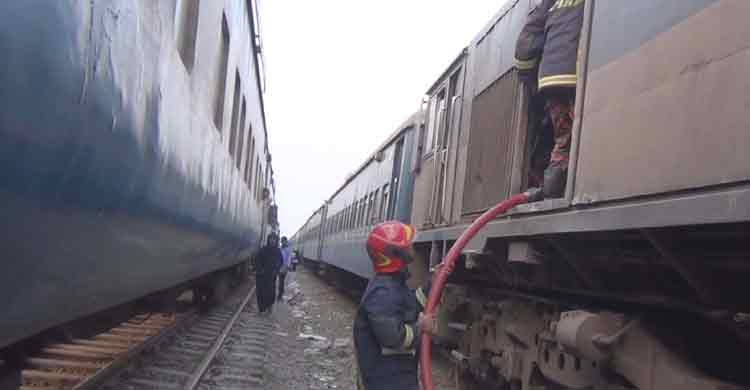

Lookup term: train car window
[370,191,377,224]
[248,137,255,184]
[357,196,367,227]
[254,157,261,199]
[244,134,253,183]
[213,14,230,132]
[176,0,201,72]
[257,163,262,199]
[342,207,347,231]
[380,184,389,221]
[365,194,373,227]
[354,201,360,228]
[262,164,266,193]
[372,189,381,223]
[433,92,447,150]
[236,97,247,170]
[434,90,449,152]
[363,197,369,227]
[229,71,241,157]
[424,98,438,156]
[352,203,357,229]
[253,160,258,198]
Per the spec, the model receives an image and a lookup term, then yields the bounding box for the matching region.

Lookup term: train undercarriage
[418,223,750,390]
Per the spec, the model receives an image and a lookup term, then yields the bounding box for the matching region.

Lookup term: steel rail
[74,311,196,390]
[184,285,256,390]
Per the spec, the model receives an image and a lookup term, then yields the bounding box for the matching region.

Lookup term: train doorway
[429,68,462,226]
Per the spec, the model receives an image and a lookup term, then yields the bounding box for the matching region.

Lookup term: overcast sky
[260,1,507,237]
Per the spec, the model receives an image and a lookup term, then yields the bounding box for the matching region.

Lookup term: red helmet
[366,221,416,274]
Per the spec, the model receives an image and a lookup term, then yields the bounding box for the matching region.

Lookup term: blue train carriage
[408,0,750,389]
[0,0,275,354]
[318,114,420,280]
[293,113,420,282]
[295,206,325,264]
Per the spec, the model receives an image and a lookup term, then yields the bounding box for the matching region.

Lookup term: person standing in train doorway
[514,0,584,198]
[353,221,436,390]
[255,233,282,314]
[277,236,291,301]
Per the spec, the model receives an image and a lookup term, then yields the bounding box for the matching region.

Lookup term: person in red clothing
[353,221,436,390]
[515,0,585,198]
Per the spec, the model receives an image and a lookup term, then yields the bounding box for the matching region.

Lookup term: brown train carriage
[409,1,750,389]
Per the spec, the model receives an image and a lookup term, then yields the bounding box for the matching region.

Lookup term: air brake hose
[419,189,541,390]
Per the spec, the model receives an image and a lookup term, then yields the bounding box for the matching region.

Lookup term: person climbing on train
[255,233,282,314]
[514,0,584,198]
[353,221,436,390]
[277,236,291,301]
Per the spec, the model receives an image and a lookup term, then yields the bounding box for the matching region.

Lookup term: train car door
[316,205,327,261]
[429,68,462,225]
[387,136,405,219]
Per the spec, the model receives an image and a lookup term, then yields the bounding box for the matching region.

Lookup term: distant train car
[0,0,277,354]
[296,1,750,389]
[295,206,325,264]
[295,114,420,280]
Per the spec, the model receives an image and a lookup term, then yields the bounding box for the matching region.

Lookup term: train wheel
[211,273,231,305]
[455,364,482,390]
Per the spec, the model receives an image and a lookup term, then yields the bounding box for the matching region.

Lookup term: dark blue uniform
[353,273,428,390]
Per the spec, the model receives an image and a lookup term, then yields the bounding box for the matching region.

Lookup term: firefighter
[353,221,435,390]
[514,0,585,198]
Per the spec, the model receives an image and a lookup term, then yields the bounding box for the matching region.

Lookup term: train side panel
[0,0,271,349]
[575,0,749,203]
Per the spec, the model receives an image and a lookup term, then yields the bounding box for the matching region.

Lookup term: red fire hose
[419,190,537,390]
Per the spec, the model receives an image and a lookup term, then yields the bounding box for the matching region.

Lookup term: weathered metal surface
[469,0,530,98]
[461,70,520,215]
[0,0,271,349]
[575,0,749,203]
[415,184,750,243]
[586,0,718,71]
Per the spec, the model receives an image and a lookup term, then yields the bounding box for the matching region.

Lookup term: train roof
[425,49,468,94]
[329,111,421,201]
[292,112,421,235]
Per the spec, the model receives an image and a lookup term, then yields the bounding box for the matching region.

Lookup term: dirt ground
[262,267,455,390]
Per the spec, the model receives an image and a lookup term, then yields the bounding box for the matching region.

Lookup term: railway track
[17,282,270,390]
[17,313,179,390]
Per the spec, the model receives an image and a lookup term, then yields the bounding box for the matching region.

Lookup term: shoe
[543,162,567,199]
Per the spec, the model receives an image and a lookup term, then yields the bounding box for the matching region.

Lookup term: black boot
[543,162,567,199]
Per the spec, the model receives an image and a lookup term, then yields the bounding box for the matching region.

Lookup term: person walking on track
[353,221,436,390]
[278,236,291,301]
[256,233,282,314]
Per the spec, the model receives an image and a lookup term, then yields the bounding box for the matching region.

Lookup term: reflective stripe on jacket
[514,0,584,90]
[353,274,430,390]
